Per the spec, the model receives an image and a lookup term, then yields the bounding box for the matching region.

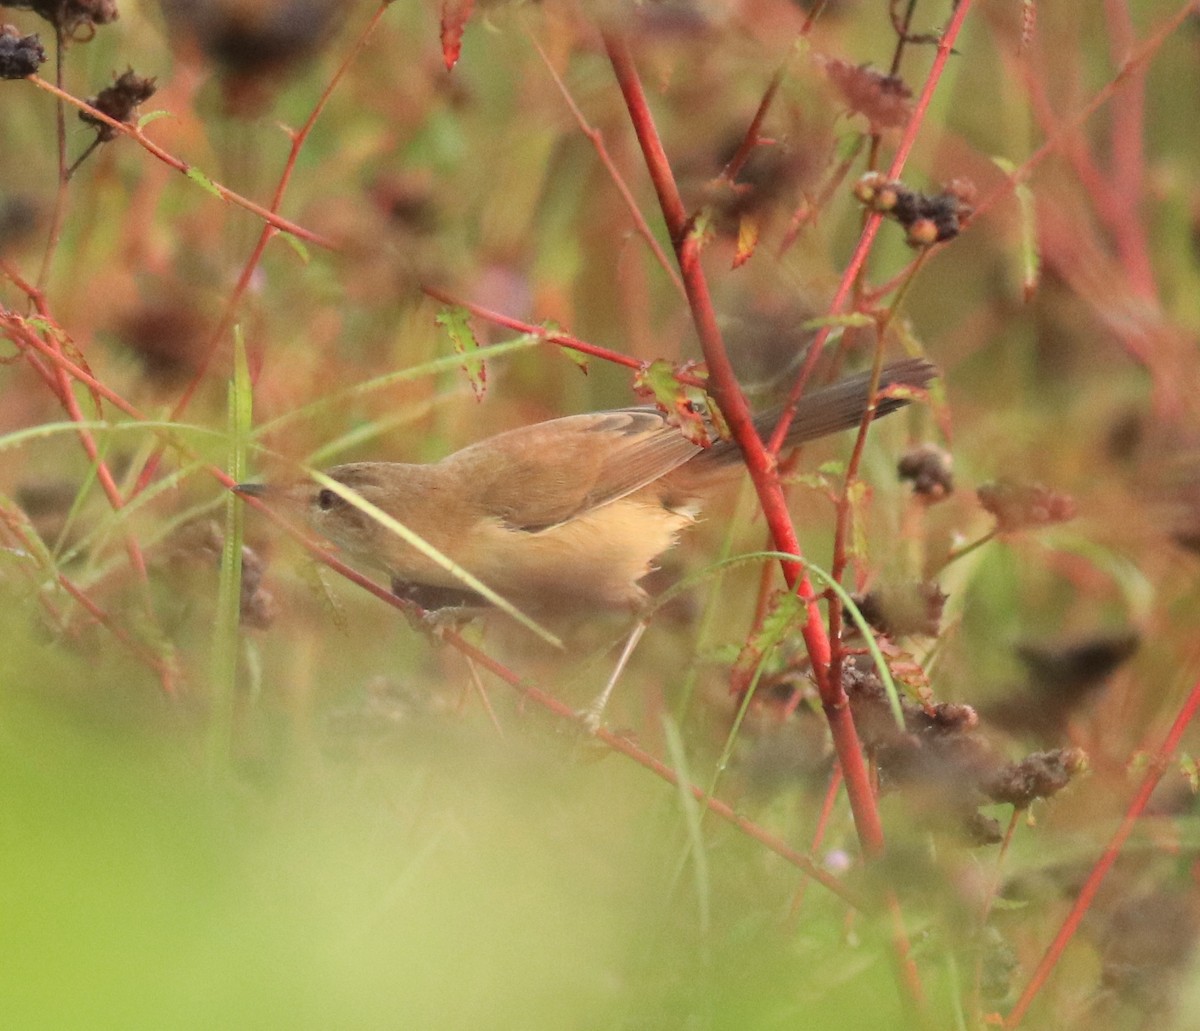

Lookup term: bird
[238,356,936,724]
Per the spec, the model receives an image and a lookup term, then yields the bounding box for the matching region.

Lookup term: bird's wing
[442,409,703,532]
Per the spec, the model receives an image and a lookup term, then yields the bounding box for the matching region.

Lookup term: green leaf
[801,311,875,332]
[279,233,310,265]
[436,306,486,401]
[209,327,253,773]
[846,478,870,562]
[185,165,223,199]
[543,319,588,373]
[136,109,171,129]
[993,156,1040,300]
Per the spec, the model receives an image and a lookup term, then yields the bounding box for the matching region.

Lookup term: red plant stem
[718,67,783,183]
[150,2,392,463]
[601,31,890,860]
[1004,674,1200,1028]
[56,570,177,689]
[1,265,149,584]
[528,29,686,300]
[1101,0,1154,300]
[972,0,1195,225]
[865,0,1195,311]
[26,76,336,250]
[420,284,709,386]
[788,763,845,918]
[3,511,176,687]
[2,312,147,421]
[767,0,973,455]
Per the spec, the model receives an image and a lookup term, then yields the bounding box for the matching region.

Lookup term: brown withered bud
[8,0,118,38]
[81,69,156,141]
[977,480,1077,532]
[0,24,46,78]
[851,580,947,638]
[898,443,954,499]
[825,59,912,131]
[853,173,973,246]
[979,748,1087,808]
[853,171,899,211]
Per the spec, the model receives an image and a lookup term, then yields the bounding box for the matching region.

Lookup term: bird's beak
[233,482,271,498]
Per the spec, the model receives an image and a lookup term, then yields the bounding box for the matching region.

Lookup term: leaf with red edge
[633,359,713,446]
[440,0,476,71]
[436,306,486,401]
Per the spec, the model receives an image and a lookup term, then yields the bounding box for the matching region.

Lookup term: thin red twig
[971,0,1196,226]
[602,28,888,860]
[718,67,783,184]
[768,0,973,455]
[1004,674,1200,1027]
[149,2,392,464]
[26,76,336,249]
[420,284,709,385]
[527,28,686,300]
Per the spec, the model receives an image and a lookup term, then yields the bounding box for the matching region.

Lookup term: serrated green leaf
[635,358,682,409]
[436,306,486,401]
[185,165,222,199]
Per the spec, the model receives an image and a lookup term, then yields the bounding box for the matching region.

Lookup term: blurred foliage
[2,0,1200,1027]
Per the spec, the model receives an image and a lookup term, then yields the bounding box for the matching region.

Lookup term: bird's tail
[695,357,938,467]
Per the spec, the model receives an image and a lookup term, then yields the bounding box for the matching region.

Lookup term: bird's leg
[578,618,648,734]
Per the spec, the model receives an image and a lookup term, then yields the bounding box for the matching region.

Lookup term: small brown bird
[238,358,936,621]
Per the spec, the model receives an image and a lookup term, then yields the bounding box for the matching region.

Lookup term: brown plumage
[240,358,936,615]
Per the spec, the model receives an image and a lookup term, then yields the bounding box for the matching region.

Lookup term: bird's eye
[316,488,339,511]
